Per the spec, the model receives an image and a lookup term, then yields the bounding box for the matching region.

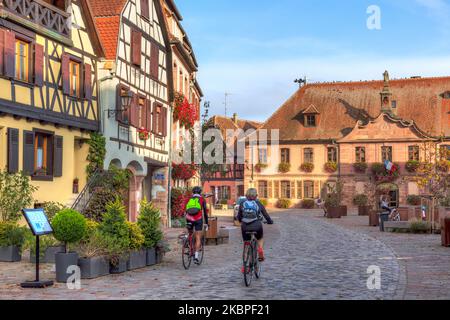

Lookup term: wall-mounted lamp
[107,91,133,118]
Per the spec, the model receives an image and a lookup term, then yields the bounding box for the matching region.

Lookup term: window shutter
[274,181,280,199]
[34,44,44,86]
[145,99,152,131]
[141,0,150,20]
[314,181,320,198]
[290,181,296,200]
[7,128,19,174]
[4,31,15,78]
[46,135,54,176]
[151,102,157,134]
[84,63,92,100]
[54,136,63,177]
[129,93,139,128]
[131,30,142,67]
[23,131,35,176]
[150,42,159,79]
[0,29,5,75]
[61,53,70,95]
[161,106,167,136]
[296,181,303,199]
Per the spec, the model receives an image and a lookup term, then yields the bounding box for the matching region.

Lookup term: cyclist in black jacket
[237,188,273,262]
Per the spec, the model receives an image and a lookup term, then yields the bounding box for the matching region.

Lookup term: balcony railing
[1,0,71,40]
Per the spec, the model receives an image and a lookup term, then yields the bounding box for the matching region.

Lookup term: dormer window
[306,115,316,127]
[302,104,320,128]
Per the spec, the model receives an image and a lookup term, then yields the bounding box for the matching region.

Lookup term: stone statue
[383,70,389,83]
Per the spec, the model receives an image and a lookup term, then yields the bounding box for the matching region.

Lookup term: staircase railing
[71,169,103,213]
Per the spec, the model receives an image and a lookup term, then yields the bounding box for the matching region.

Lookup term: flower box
[255,163,268,173]
[405,160,420,173]
[324,162,338,173]
[278,162,291,173]
[0,246,21,262]
[127,250,147,271]
[300,163,314,173]
[353,162,368,173]
[138,127,150,141]
[110,257,128,274]
[78,256,110,279]
[146,248,156,266]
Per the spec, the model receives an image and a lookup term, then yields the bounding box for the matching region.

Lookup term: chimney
[232,113,238,124]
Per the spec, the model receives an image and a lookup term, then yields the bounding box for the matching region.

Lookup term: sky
[176,0,450,122]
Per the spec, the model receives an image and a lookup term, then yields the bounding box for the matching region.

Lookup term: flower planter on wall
[127,250,147,271]
[55,252,79,283]
[78,256,110,279]
[0,246,21,262]
[146,248,156,266]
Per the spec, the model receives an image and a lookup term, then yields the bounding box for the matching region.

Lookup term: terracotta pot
[326,207,341,219]
[339,206,348,217]
[358,206,371,216]
[369,210,380,227]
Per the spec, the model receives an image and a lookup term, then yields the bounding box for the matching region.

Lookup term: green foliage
[405,160,421,173]
[138,199,163,249]
[353,194,369,206]
[301,199,315,209]
[41,202,66,223]
[300,163,315,173]
[86,133,106,178]
[259,198,269,207]
[52,209,87,252]
[353,162,368,173]
[76,221,109,259]
[25,233,61,259]
[325,180,344,208]
[278,162,291,174]
[171,218,187,229]
[83,188,117,222]
[409,220,431,234]
[0,222,27,250]
[0,171,38,222]
[99,199,130,254]
[127,222,144,251]
[276,199,291,209]
[324,161,338,173]
[407,195,422,206]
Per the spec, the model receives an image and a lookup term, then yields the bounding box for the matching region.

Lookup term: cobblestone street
[0,209,411,300]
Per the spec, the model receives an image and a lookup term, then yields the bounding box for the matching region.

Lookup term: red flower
[174,93,199,129]
[172,162,197,181]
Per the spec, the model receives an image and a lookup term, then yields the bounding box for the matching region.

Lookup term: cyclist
[185,186,209,265]
[237,188,273,263]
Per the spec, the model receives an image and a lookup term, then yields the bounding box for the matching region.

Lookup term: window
[258,148,268,164]
[392,100,397,109]
[33,132,53,176]
[304,148,314,163]
[381,146,393,162]
[218,186,230,201]
[305,115,316,127]
[281,148,290,163]
[281,181,291,199]
[408,146,420,161]
[304,181,314,199]
[327,147,337,162]
[155,104,162,134]
[355,147,366,163]
[69,60,80,97]
[15,39,29,81]
[258,181,268,199]
[440,145,450,161]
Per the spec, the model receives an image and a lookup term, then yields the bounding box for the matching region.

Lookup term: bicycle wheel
[243,244,253,287]
[198,235,206,265]
[182,236,192,270]
[254,243,262,279]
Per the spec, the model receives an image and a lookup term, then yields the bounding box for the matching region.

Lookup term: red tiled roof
[87,0,127,60]
[261,76,450,141]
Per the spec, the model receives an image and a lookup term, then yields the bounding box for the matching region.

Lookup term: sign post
[20,208,54,289]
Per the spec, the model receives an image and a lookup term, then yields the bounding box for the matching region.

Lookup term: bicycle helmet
[246,188,258,200]
[192,186,202,195]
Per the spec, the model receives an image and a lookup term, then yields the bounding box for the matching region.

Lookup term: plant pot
[127,250,147,270]
[0,246,21,262]
[146,248,156,266]
[30,246,65,264]
[326,207,341,219]
[110,257,128,274]
[155,249,164,264]
[55,252,79,283]
[369,211,380,227]
[358,206,371,216]
[339,206,348,217]
[78,256,110,279]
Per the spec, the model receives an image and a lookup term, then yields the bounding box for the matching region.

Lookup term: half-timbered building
[0,0,103,207]
[89,0,173,223]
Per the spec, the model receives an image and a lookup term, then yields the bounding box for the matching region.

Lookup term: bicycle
[242,231,261,287]
[389,208,400,222]
[182,225,206,270]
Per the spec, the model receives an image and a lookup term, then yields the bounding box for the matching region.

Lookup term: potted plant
[353,194,370,216]
[276,199,291,209]
[324,161,338,173]
[300,163,315,173]
[325,181,346,218]
[301,199,315,209]
[73,178,79,194]
[99,199,130,274]
[405,160,420,173]
[28,234,64,264]
[52,209,87,283]
[353,162,368,173]
[138,200,163,266]
[126,222,146,271]
[138,127,150,141]
[278,162,291,173]
[76,220,110,279]
[0,222,26,262]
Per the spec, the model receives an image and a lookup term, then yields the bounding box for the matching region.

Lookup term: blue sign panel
[22,209,53,236]
[155,173,165,181]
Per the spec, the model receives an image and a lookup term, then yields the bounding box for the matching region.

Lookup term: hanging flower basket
[300,163,315,173]
[324,161,337,173]
[174,92,198,129]
[172,162,197,181]
[138,127,150,141]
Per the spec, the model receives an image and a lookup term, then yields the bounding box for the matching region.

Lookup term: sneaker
[258,248,265,262]
[194,258,200,265]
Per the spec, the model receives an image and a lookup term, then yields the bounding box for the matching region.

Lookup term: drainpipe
[166,105,174,228]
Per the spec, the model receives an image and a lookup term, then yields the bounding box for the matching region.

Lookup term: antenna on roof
[294,76,308,88]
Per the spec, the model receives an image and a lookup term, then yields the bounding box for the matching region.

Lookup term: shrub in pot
[126,222,146,270]
[99,199,130,274]
[76,220,110,279]
[353,194,370,216]
[301,199,315,209]
[325,181,346,218]
[138,200,163,266]
[28,234,64,264]
[0,222,27,262]
[52,209,87,283]
[276,199,291,209]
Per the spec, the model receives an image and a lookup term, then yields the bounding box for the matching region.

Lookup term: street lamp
[107,91,134,118]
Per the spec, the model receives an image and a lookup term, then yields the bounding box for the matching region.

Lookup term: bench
[384,221,411,232]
